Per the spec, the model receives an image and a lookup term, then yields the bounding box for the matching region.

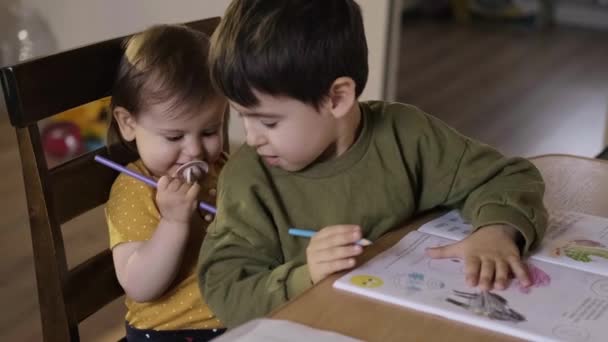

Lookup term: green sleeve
[398,106,548,254]
[197,159,311,328]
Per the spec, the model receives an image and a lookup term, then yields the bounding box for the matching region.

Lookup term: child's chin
[280,163,308,172]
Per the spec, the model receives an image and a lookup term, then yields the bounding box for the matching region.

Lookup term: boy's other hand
[156,176,201,225]
[306,225,364,284]
[425,224,530,291]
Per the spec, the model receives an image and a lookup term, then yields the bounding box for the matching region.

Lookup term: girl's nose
[184,137,203,158]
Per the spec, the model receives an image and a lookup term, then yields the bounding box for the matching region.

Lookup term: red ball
[41,122,84,159]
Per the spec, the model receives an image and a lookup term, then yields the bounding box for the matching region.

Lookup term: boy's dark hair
[107,24,219,155]
[210,0,368,108]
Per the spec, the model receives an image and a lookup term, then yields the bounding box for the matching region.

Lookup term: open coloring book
[334,210,608,342]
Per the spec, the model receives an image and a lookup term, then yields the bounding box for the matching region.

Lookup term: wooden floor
[1,18,608,341]
[398,18,608,157]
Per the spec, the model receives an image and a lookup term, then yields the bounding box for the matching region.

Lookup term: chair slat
[65,249,124,322]
[1,38,123,128]
[49,147,135,224]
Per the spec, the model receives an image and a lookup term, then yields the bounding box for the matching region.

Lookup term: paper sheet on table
[211,318,363,342]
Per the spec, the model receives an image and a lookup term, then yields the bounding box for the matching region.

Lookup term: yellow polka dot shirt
[106,156,226,330]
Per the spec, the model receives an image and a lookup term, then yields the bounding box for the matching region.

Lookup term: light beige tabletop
[270,155,608,341]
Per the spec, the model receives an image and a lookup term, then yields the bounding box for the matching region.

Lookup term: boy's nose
[245,123,265,147]
[246,129,265,147]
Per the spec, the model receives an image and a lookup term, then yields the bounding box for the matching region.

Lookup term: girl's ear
[326,76,356,119]
[113,107,137,141]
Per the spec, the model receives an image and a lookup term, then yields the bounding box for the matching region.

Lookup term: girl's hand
[306,225,364,283]
[156,176,200,224]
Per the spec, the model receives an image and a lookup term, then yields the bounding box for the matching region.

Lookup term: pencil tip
[358,238,372,246]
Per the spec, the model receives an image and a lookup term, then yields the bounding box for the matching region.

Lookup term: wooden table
[271,155,608,341]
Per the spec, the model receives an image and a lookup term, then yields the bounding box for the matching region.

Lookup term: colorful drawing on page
[393,272,445,294]
[551,239,608,263]
[446,290,526,322]
[516,263,551,294]
[393,274,422,294]
[349,275,384,288]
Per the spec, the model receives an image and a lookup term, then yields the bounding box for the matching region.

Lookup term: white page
[211,319,363,342]
[334,231,608,342]
[418,210,608,276]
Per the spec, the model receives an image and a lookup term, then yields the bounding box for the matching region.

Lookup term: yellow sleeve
[105,164,160,248]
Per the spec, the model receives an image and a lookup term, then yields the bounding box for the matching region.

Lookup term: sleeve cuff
[472,204,538,255]
[285,264,312,300]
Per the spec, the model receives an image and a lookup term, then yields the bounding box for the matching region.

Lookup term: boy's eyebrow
[238,112,282,118]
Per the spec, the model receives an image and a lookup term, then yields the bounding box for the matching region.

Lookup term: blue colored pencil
[288,228,372,246]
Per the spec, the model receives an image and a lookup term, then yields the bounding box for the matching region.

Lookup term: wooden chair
[0,17,222,342]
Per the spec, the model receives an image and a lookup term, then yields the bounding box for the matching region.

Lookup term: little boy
[198,0,547,327]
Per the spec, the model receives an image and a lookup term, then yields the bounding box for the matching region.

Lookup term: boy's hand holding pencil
[299,225,371,284]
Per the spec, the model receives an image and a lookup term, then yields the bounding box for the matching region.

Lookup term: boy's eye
[165,135,183,142]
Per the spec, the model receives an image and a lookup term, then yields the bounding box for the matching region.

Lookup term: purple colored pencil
[94,155,217,214]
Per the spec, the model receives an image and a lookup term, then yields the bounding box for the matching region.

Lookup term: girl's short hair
[107,24,219,156]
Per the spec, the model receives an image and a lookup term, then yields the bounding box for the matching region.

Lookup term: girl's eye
[165,135,183,142]
[201,130,218,137]
[261,121,277,128]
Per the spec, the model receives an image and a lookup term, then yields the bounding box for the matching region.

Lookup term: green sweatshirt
[198,101,547,328]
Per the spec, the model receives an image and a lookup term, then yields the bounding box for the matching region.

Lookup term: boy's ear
[113,107,137,142]
[326,77,356,119]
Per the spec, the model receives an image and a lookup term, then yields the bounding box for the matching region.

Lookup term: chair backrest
[0,17,222,342]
